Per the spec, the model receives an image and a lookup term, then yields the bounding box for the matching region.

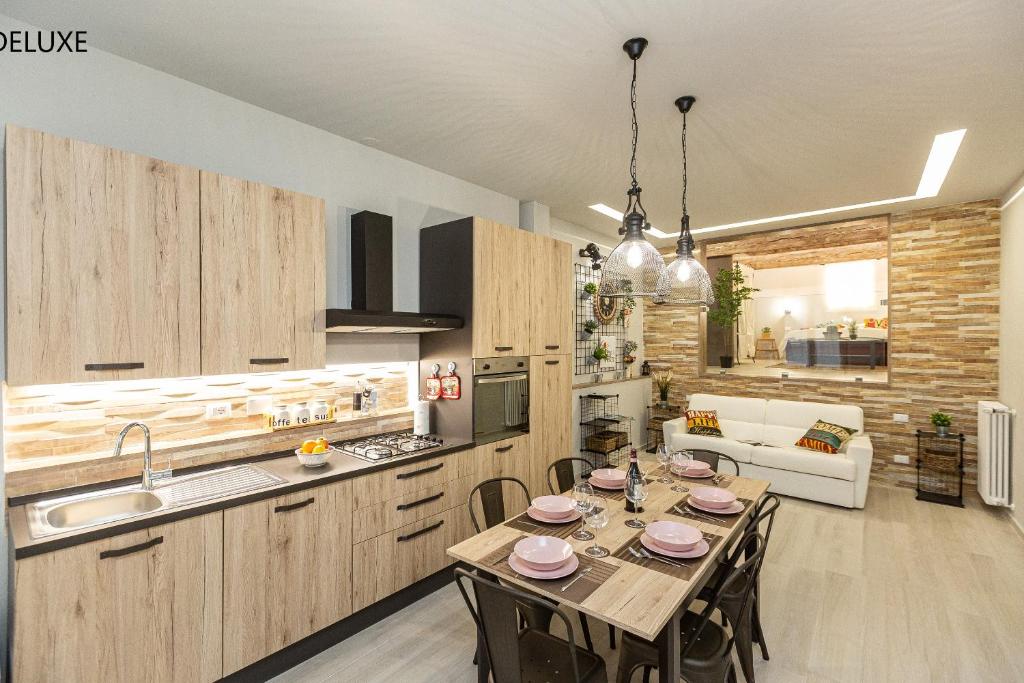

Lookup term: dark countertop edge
[11,438,475,560]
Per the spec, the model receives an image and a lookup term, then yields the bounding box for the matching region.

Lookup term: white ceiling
[6,1,1023,241]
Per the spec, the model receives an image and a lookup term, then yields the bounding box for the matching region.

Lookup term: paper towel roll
[413,400,431,436]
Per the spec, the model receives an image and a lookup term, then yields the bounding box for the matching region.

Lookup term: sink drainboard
[155,465,286,507]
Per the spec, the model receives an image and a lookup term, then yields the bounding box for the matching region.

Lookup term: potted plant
[930,411,952,438]
[590,344,609,365]
[848,320,859,340]
[617,286,636,326]
[581,282,598,300]
[760,326,772,339]
[707,265,759,368]
[622,340,638,365]
[653,370,672,408]
[580,319,598,340]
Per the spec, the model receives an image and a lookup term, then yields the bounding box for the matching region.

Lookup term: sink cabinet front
[13,513,223,683]
[222,481,353,675]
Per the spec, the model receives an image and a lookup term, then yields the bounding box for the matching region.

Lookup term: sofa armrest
[663,417,688,450]
[844,435,873,508]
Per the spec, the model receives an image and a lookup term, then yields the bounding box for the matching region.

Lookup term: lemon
[301,440,317,454]
[312,444,327,454]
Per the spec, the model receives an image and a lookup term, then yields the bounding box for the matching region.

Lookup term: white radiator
[977,401,1014,506]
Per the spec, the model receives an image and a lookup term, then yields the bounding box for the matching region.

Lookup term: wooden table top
[447,465,770,642]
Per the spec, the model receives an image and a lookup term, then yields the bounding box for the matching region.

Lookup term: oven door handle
[475,373,528,385]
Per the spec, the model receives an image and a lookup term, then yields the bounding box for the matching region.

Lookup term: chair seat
[620,610,731,672]
[519,629,607,682]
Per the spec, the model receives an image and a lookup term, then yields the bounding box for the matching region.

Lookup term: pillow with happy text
[685,409,723,437]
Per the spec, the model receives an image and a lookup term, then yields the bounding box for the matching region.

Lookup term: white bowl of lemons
[295,438,335,468]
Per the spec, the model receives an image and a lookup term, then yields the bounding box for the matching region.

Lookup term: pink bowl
[645,520,703,552]
[531,495,575,518]
[591,468,626,483]
[689,486,737,510]
[513,536,574,571]
[679,459,711,472]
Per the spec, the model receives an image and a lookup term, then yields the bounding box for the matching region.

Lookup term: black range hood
[325,210,463,334]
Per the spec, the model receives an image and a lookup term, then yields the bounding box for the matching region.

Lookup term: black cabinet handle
[396,462,444,480]
[275,497,314,513]
[397,520,444,543]
[495,445,513,453]
[396,491,444,511]
[545,345,560,350]
[251,357,289,365]
[100,536,163,559]
[494,346,513,352]
[85,362,144,371]
[422,319,437,326]
[545,360,560,365]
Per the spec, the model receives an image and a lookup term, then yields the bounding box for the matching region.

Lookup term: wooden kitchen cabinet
[5,125,201,385]
[200,171,326,376]
[13,513,223,683]
[529,235,574,355]
[472,217,532,357]
[222,481,352,675]
[472,437,533,520]
[529,355,573,495]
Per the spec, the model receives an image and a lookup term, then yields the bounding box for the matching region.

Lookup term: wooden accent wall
[644,201,1000,488]
[4,364,411,497]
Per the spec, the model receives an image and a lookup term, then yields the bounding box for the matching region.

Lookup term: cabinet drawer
[352,475,474,544]
[351,451,472,510]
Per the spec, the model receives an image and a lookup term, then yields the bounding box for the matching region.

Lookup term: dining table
[447,463,771,683]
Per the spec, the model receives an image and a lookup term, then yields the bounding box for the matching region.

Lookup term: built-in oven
[472,356,529,444]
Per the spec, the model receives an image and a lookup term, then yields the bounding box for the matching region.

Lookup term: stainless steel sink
[27,464,286,538]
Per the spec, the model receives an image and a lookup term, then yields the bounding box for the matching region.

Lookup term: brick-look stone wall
[643,200,1000,488]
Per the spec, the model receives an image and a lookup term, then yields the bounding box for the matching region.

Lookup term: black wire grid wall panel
[575,264,627,376]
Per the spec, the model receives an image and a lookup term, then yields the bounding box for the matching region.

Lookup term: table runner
[665,494,754,529]
[480,535,619,604]
[611,529,724,580]
[674,473,736,489]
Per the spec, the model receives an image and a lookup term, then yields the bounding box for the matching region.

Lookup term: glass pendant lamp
[659,96,715,307]
[598,37,669,299]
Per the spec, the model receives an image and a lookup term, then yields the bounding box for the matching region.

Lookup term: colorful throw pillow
[685,410,723,437]
[879,317,889,329]
[863,318,877,328]
[795,420,857,454]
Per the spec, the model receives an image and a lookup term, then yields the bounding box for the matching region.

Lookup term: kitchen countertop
[9,434,476,559]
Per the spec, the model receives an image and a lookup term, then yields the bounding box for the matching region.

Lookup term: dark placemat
[665,494,754,529]
[480,535,619,604]
[505,511,584,540]
[611,528,724,580]
[591,476,653,502]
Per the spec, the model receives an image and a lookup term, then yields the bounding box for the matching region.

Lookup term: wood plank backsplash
[4,363,412,496]
[644,200,1001,489]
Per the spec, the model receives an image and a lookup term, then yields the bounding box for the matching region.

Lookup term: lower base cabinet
[223,481,354,675]
[13,513,223,683]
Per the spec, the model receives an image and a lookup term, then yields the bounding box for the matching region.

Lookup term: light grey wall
[999,176,1024,532]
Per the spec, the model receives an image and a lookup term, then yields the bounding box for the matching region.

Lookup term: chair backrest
[687,449,740,476]
[468,477,530,534]
[745,494,780,549]
[682,529,766,659]
[455,567,583,683]
[547,457,597,495]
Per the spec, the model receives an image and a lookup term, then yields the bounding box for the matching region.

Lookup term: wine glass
[584,506,610,558]
[571,481,595,541]
[671,450,690,493]
[655,443,673,483]
[624,480,648,529]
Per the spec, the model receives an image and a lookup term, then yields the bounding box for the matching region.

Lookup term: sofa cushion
[685,410,723,437]
[762,424,809,449]
[795,420,857,454]
[689,394,767,425]
[751,445,856,481]
[669,432,754,464]
[765,399,864,434]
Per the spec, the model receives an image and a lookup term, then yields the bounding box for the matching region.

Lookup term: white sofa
[663,394,872,508]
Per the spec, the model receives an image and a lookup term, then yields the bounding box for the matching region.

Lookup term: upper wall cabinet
[199,172,326,375]
[529,235,573,355]
[472,218,533,357]
[5,125,201,385]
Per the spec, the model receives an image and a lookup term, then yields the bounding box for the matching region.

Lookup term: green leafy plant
[583,282,598,296]
[930,412,952,427]
[622,340,638,356]
[761,326,772,334]
[707,265,759,330]
[653,370,672,401]
[592,345,609,361]
[583,319,599,334]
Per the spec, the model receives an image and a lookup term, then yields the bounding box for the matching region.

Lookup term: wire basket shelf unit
[579,393,633,468]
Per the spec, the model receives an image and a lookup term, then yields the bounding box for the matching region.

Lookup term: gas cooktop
[333,432,444,463]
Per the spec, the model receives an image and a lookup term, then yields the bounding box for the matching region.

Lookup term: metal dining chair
[687,449,741,476]
[546,456,617,651]
[455,568,609,683]
[615,529,767,683]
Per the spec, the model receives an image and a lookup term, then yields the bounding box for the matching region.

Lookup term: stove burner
[335,432,443,463]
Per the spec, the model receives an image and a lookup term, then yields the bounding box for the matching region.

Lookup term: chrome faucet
[113,421,171,490]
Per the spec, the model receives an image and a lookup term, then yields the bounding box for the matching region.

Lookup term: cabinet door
[223,481,352,675]
[200,172,325,376]
[530,236,574,355]
[472,218,531,357]
[472,437,532,522]
[5,125,201,385]
[529,355,573,495]
[13,514,222,683]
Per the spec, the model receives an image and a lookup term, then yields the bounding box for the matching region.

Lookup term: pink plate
[514,536,574,570]
[531,495,575,517]
[527,506,582,524]
[676,459,711,471]
[640,533,710,559]
[688,498,745,515]
[645,520,702,552]
[508,551,580,579]
[591,468,626,482]
[689,486,737,509]
[672,466,715,479]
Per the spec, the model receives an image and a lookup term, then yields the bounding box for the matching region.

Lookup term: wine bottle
[624,448,644,513]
